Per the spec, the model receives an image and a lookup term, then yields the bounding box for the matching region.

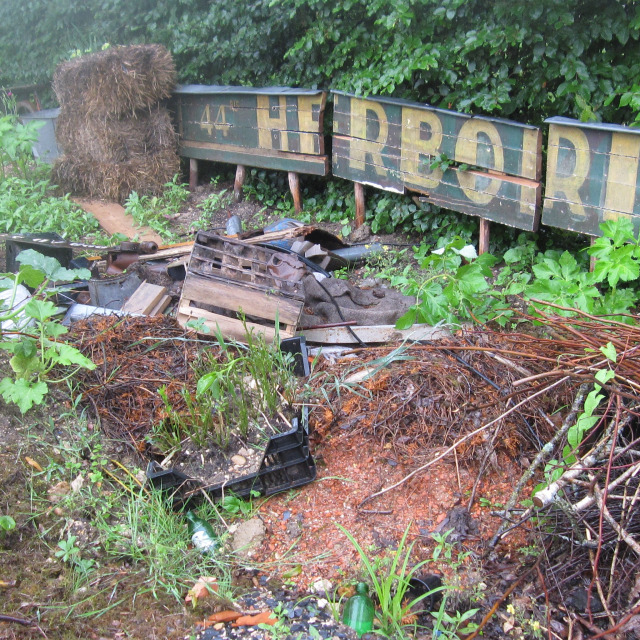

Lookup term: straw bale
[52,148,180,204]
[55,107,177,162]
[53,44,176,117]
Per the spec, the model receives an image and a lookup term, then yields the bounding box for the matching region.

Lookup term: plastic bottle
[342,582,374,635]
[185,511,219,554]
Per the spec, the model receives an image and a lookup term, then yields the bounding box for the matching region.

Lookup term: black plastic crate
[6,232,72,272]
[146,407,314,501]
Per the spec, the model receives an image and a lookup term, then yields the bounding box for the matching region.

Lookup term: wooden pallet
[177,233,305,342]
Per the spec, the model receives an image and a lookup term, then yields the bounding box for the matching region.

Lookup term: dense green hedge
[1,0,639,126]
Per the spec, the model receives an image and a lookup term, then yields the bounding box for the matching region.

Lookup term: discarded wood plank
[137,243,194,262]
[73,198,163,244]
[299,323,450,345]
[148,294,172,316]
[121,282,168,315]
[240,225,316,245]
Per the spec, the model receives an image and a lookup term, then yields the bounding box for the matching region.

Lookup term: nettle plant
[0,250,95,413]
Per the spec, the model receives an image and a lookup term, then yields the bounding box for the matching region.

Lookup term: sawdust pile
[52,44,178,203]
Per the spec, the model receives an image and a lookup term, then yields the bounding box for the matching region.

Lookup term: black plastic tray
[146,407,314,500]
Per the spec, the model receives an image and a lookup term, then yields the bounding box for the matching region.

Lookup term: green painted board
[180,143,329,176]
[331,91,542,230]
[542,117,640,236]
[333,92,541,181]
[173,85,328,175]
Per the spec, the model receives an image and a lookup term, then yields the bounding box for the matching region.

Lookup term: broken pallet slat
[299,323,450,345]
[121,282,168,315]
[148,294,172,316]
[72,198,163,244]
[181,273,302,326]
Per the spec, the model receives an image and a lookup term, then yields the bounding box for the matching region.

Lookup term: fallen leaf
[70,474,84,493]
[232,611,278,627]
[24,457,42,472]
[47,481,71,503]
[185,576,218,605]
[207,611,242,623]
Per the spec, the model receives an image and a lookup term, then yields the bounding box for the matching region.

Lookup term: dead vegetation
[63,296,640,636]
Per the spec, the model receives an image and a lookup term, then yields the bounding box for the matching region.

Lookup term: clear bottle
[185,511,219,554]
[342,582,374,636]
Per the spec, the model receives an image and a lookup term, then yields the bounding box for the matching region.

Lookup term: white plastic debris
[0,284,34,335]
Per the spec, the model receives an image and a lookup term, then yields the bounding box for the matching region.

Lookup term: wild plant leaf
[599,218,635,246]
[43,321,68,338]
[0,515,15,531]
[197,371,222,398]
[395,307,417,330]
[599,342,617,363]
[454,263,490,295]
[0,377,48,413]
[593,248,639,288]
[24,299,60,322]
[594,368,615,385]
[18,265,46,289]
[17,250,90,282]
[568,414,599,449]
[9,351,42,377]
[47,343,96,369]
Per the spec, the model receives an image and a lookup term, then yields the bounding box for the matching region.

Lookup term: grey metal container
[20,107,61,163]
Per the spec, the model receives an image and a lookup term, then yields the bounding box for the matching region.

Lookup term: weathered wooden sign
[332,91,543,231]
[543,117,640,237]
[172,85,329,176]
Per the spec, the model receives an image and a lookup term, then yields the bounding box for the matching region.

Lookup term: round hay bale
[52,148,179,204]
[53,44,176,117]
[56,106,177,163]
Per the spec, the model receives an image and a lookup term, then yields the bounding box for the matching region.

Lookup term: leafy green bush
[0,251,95,413]
[394,219,640,330]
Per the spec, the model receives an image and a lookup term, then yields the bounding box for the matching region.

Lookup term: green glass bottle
[342,582,374,636]
[185,511,219,554]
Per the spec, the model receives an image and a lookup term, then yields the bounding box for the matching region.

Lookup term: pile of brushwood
[68,301,640,636]
[312,302,640,636]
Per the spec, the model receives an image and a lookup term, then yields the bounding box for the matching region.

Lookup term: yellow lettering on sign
[257,95,289,151]
[603,132,640,217]
[521,128,541,180]
[199,104,231,137]
[214,106,231,136]
[349,98,388,177]
[400,107,443,189]
[455,120,505,204]
[199,104,213,136]
[546,125,590,218]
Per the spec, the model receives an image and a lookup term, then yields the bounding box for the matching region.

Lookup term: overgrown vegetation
[0,90,102,240]
[2,1,639,129]
[153,325,298,452]
[0,251,94,413]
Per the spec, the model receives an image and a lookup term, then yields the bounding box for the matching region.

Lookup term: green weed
[338,522,444,637]
[0,251,95,413]
[124,175,189,241]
